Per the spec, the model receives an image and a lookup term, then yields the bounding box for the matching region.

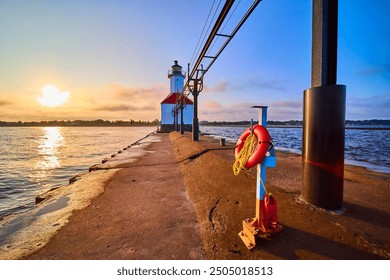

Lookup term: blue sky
[0,0,389,121]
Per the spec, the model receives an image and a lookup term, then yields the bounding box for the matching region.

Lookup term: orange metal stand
[238,106,283,250]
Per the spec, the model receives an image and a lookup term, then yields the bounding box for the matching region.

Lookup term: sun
[37,85,70,107]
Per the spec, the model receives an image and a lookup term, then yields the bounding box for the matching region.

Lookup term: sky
[0,0,389,122]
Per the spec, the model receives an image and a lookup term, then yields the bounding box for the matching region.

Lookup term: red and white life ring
[234,124,271,169]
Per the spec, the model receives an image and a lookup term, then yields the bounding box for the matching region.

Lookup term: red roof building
[160,61,193,132]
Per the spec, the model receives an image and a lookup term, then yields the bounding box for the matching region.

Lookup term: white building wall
[161,103,193,125]
[170,75,184,93]
[161,104,174,124]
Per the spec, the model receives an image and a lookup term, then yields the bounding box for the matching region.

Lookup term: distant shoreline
[201,124,390,130]
[0,122,390,130]
[269,125,390,130]
[1,119,388,128]
[0,124,159,127]
[0,120,159,127]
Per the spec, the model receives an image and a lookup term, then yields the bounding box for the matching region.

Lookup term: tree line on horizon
[0,119,160,127]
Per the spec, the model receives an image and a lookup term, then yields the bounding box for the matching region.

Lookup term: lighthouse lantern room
[160,60,193,132]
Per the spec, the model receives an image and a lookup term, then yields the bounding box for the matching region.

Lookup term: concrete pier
[24,133,203,260]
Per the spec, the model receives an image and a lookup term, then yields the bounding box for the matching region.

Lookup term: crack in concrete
[208,198,222,229]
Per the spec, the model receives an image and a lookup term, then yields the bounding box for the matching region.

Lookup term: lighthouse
[160,60,193,132]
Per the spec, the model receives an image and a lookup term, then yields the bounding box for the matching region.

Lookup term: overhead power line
[174,0,263,140]
[188,0,235,81]
[190,0,219,67]
[178,0,262,103]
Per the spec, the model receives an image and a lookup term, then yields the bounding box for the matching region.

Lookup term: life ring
[235,124,271,169]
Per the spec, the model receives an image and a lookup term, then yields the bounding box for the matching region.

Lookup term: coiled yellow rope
[233,133,258,175]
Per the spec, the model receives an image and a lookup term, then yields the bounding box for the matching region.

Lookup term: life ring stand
[235,124,272,169]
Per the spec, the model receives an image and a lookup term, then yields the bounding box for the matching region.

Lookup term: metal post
[173,109,176,132]
[253,106,277,226]
[239,106,281,250]
[311,0,338,87]
[180,104,184,134]
[174,108,178,132]
[302,0,346,210]
[176,109,179,132]
[192,80,199,141]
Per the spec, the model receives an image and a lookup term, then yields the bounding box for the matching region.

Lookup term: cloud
[271,101,301,107]
[95,104,132,111]
[200,101,266,121]
[348,95,390,108]
[200,100,303,121]
[357,64,390,76]
[347,94,390,119]
[203,77,287,95]
[74,83,167,104]
[95,104,157,112]
[0,100,11,106]
[111,84,168,100]
[269,100,303,120]
[247,80,286,91]
[202,101,224,111]
[234,77,287,91]
[204,80,229,93]
[66,83,168,120]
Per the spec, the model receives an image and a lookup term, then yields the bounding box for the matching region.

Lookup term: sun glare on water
[37,85,70,107]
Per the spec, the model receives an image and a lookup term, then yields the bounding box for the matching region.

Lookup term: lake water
[0,126,155,218]
[199,125,390,174]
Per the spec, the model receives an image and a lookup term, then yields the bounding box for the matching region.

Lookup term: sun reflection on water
[35,127,64,170]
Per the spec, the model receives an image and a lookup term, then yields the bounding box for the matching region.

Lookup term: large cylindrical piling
[302,84,346,209]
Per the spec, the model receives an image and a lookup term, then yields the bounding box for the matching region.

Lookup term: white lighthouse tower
[160,60,193,132]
